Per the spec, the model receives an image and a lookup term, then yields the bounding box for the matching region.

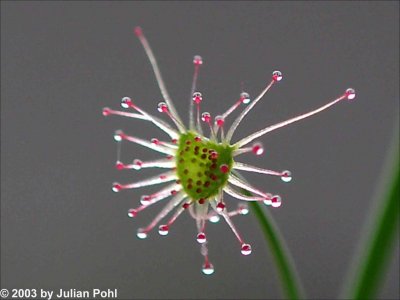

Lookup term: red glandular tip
[272,70,283,82]
[216,202,225,212]
[158,225,169,236]
[121,97,133,108]
[133,159,143,170]
[210,151,218,159]
[193,55,203,66]
[128,208,137,218]
[345,88,356,100]
[201,112,211,123]
[220,164,229,174]
[215,116,225,127]
[134,26,143,37]
[157,102,168,113]
[115,161,125,170]
[281,170,292,182]
[112,183,122,192]
[252,142,264,155]
[192,92,202,104]
[271,195,282,208]
[241,243,252,255]
[102,107,111,116]
[196,232,206,244]
[140,195,151,205]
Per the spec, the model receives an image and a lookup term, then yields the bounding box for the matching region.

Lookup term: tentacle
[134,27,185,132]
[112,171,176,191]
[223,185,267,202]
[205,203,249,223]
[233,142,264,157]
[225,78,276,143]
[128,188,176,218]
[121,97,180,139]
[189,56,203,129]
[114,130,175,155]
[213,92,250,133]
[233,162,290,179]
[129,158,176,170]
[136,192,186,238]
[234,90,352,148]
[228,173,271,198]
[210,198,252,255]
[103,107,147,120]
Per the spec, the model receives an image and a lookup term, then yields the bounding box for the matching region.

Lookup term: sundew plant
[103,27,356,277]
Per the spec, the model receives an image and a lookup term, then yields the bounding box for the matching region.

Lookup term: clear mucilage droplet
[121,97,132,108]
[196,232,207,244]
[345,88,356,100]
[209,215,220,223]
[201,112,211,122]
[192,92,203,104]
[136,229,148,239]
[238,204,249,215]
[202,263,215,275]
[271,195,282,208]
[157,102,168,113]
[252,142,264,155]
[241,243,252,255]
[281,170,292,182]
[193,55,203,65]
[113,130,123,142]
[240,92,250,104]
[158,225,169,236]
[112,182,122,192]
[127,208,137,218]
[272,70,283,81]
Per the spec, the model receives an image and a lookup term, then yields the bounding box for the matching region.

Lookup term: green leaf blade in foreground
[347,150,399,300]
[250,201,304,300]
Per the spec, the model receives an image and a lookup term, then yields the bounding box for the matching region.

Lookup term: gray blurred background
[1,1,399,299]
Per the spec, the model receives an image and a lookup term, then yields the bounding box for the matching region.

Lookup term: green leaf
[249,200,304,299]
[346,146,399,299]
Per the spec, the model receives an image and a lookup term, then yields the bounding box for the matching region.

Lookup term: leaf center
[176,132,234,201]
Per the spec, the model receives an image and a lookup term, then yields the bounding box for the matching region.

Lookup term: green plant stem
[347,151,399,299]
[250,201,304,300]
